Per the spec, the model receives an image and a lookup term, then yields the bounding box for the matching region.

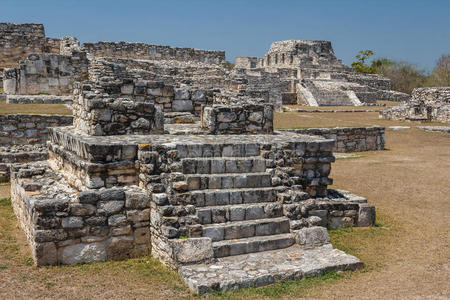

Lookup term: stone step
[185,172,272,191]
[202,217,290,242]
[175,143,260,159]
[213,233,295,258]
[181,156,266,174]
[197,202,283,224]
[179,245,364,294]
[186,186,286,207]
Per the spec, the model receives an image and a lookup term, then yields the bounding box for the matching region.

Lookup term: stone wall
[0,23,46,71]
[10,162,151,266]
[411,87,450,104]
[6,95,72,104]
[82,41,225,64]
[73,80,164,135]
[3,52,89,95]
[0,114,73,146]
[201,104,274,134]
[285,126,385,152]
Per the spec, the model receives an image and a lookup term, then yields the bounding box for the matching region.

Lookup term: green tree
[351,50,375,74]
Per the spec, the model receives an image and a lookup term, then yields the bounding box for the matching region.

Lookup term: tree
[351,50,375,74]
[428,54,450,86]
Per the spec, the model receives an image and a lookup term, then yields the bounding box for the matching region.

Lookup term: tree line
[351,50,450,94]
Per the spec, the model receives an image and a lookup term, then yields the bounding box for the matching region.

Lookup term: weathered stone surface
[170,238,213,265]
[179,245,363,294]
[358,204,376,226]
[294,226,330,249]
[60,242,106,265]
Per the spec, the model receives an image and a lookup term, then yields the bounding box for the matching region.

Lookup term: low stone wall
[285,126,385,152]
[82,41,225,64]
[6,95,73,104]
[10,162,151,266]
[412,87,450,104]
[0,114,73,146]
[201,104,274,134]
[0,145,48,182]
[3,52,89,95]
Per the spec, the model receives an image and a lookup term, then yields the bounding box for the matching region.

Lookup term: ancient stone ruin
[381,87,450,123]
[235,40,410,106]
[2,22,380,294]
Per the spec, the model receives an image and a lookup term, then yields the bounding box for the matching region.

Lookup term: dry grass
[0,100,72,115]
[274,111,444,129]
[0,111,449,299]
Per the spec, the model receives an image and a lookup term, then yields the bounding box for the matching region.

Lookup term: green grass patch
[0,265,8,270]
[0,197,11,206]
[209,270,351,299]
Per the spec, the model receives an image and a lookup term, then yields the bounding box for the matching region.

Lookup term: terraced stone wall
[3,52,89,95]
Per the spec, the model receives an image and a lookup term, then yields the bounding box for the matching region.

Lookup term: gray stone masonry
[201,104,274,134]
[10,161,151,266]
[6,95,73,105]
[0,114,73,146]
[284,126,385,153]
[0,145,47,182]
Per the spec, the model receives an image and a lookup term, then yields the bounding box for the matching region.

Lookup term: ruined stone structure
[3,22,380,294]
[381,87,450,123]
[236,40,410,106]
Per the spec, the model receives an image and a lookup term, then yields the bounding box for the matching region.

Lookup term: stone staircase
[174,153,296,258]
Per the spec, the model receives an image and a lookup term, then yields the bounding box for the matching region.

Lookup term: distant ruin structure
[381,87,450,123]
[236,40,410,106]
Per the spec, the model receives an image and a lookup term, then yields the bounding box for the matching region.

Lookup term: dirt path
[306,128,450,299]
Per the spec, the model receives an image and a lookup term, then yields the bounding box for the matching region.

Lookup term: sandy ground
[0,112,449,299]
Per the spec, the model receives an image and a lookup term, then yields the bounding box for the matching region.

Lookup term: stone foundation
[10,162,151,266]
[6,94,73,105]
[285,126,385,152]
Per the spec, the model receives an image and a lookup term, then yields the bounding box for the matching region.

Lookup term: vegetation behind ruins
[352,51,450,94]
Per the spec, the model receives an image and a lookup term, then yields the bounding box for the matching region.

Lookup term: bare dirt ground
[0,111,449,299]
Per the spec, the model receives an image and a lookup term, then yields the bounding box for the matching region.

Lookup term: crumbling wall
[0,114,73,146]
[3,52,89,95]
[381,87,450,123]
[0,23,47,71]
[82,41,225,64]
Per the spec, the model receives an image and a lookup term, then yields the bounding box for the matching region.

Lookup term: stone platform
[179,244,363,294]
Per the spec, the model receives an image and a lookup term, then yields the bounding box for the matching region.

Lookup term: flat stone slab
[415,126,450,133]
[387,126,410,130]
[178,244,363,294]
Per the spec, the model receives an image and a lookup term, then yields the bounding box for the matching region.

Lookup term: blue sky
[2,0,449,71]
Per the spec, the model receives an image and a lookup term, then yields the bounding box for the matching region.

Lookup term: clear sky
[1,0,449,71]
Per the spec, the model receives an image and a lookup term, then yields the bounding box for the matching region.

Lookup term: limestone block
[175,89,190,100]
[106,236,134,260]
[60,242,107,265]
[172,100,193,112]
[170,237,213,265]
[357,204,376,226]
[34,242,57,266]
[295,226,330,249]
